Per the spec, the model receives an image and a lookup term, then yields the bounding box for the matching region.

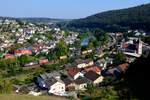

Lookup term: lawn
[0,94,68,100]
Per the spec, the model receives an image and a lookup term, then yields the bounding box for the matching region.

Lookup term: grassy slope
[0,94,67,100]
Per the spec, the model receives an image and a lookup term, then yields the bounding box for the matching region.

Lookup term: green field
[0,94,68,100]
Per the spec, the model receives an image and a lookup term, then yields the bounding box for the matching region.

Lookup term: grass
[0,94,68,100]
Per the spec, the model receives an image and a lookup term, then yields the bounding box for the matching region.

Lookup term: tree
[55,39,68,57]
[85,84,97,97]
[9,43,24,53]
[18,55,37,65]
[47,49,57,61]
[114,52,126,65]
[81,84,118,99]
[125,54,150,99]
[141,36,150,45]
[45,33,54,40]
[90,37,100,47]
[0,80,12,94]
[87,41,94,50]
[27,37,34,44]
[0,58,21,76]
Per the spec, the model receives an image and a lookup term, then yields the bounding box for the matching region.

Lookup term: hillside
[17,18,70,24]
[66,3,150,32]
[0,17,69,24]
[0,94,67,100]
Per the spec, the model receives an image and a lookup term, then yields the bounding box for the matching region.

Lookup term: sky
[0,0,149,19]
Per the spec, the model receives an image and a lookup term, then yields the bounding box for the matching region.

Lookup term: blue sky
[0,0,149,19]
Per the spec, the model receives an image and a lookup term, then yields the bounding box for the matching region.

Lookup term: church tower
[137,38,142,55]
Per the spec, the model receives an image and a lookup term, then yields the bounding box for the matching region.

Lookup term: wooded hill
[65,3,150,32]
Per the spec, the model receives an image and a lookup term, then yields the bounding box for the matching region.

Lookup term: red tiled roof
[67,67,81,77]
[15,49,32,55]
[39,59,49,65]
[4,54,14,59]
[118,63,129,72]
[84,71,100,82]
[84,66,102,74]
[122,43,129,49]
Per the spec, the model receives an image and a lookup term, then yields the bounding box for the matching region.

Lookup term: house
[13,85,30,94]
[117,63,129,73]
[82,50,88,55]
[37,72,65,95]
[84,66,102,75]
[39,58,49,65]
[37,71,61,88]
[84,59,94,67]
[75,59,86,68]
[116,32,123,37]
[120,38,143,57]
[12,85,21,93]
[76,59,94,68]
[74,78,90,90]
[14,49,32,56]
[45,77,65,94]
[82,49,92,55]
[63,78,75,91]
[67,67,83,80]
[60,55,67,60]
[103,63,129,78]
[84,71,103,85]
[24,61,39,68]
[29,91,42,96]
[104,67,121,77]
[4,54,14,59]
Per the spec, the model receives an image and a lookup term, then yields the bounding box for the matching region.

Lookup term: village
[0,19,150,98]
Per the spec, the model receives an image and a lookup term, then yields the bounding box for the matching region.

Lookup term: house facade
[48,81,65,94]
[84,71,104,85]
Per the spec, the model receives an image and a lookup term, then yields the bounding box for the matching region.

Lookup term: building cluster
[36,59,104,96]
[119,38,143,58]
[1,19,150,97]
[0,19,79,59]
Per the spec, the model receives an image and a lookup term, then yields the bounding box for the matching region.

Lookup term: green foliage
[10,78,22,85]
[94,32,109,45]
[41,62,62,72]
[114,52,126,65]
[73,40,81,49]
[27,37,34,44]
[55,39,68,57]
[78,33,88,40]
[9,44,24,53]
[0,80,12,94]
[45,32,54,40]
[141,35,150,45]
[66,4,150,32]
[89,37,99,47]
[63,29,70,37]
[81,84,118,100]
[47,45,66,61]
[47,49,57,61]
[18,55,38,65]
[0,58,21,76]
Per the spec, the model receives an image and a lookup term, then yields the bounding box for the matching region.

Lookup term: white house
[76,59,94,68]
[44,77,65,95]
